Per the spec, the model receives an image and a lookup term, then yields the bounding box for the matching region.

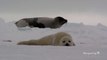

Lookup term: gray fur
[15,16,67,28]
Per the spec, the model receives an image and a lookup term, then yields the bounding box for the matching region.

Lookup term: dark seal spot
[37,23,45,28]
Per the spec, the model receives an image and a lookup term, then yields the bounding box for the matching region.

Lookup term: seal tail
[17,40,38,45]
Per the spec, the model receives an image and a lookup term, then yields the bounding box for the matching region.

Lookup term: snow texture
[0,19,107,60]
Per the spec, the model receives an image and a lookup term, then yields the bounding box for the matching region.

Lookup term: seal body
[15,16,67,28]
[17,32,75,46]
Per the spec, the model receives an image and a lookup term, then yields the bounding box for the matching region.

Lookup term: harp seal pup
[15,16,67,28]
[17,32,75,46]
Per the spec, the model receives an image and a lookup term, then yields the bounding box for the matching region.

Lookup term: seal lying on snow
[17,32,75,46]
[15,16,67,29]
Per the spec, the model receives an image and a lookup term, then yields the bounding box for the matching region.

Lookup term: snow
[0,19,107,60]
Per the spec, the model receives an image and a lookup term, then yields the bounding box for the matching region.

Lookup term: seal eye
[62,41,65,43]
[68,41,71,42]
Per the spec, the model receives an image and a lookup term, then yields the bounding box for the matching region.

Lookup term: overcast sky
[0,0,107,26]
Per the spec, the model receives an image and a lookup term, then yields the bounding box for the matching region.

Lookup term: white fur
[17,32,75,46]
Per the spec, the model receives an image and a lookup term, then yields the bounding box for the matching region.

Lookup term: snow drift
[0,18,107,60]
